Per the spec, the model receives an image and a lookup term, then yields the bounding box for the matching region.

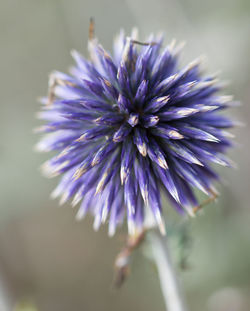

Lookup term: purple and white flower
[36,29,236,236]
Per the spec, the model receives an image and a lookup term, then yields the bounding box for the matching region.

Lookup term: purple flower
[36,29,236,236]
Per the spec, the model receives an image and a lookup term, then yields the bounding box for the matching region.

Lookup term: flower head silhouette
[36,28,235,236]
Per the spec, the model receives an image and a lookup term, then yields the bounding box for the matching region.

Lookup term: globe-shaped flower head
[37,28,235,236]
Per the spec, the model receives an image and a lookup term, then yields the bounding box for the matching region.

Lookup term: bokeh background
[0,0,250,310]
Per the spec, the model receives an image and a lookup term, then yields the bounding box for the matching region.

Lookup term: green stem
[149,230,188,311]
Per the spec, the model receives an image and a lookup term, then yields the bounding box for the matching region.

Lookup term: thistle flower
[36,28,236,236]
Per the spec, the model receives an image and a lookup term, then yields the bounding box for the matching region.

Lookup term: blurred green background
[0,0,250,310]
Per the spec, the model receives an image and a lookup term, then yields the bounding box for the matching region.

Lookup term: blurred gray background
[0,0,250,310]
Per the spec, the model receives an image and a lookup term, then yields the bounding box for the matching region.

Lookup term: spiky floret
[36,29,236,236]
